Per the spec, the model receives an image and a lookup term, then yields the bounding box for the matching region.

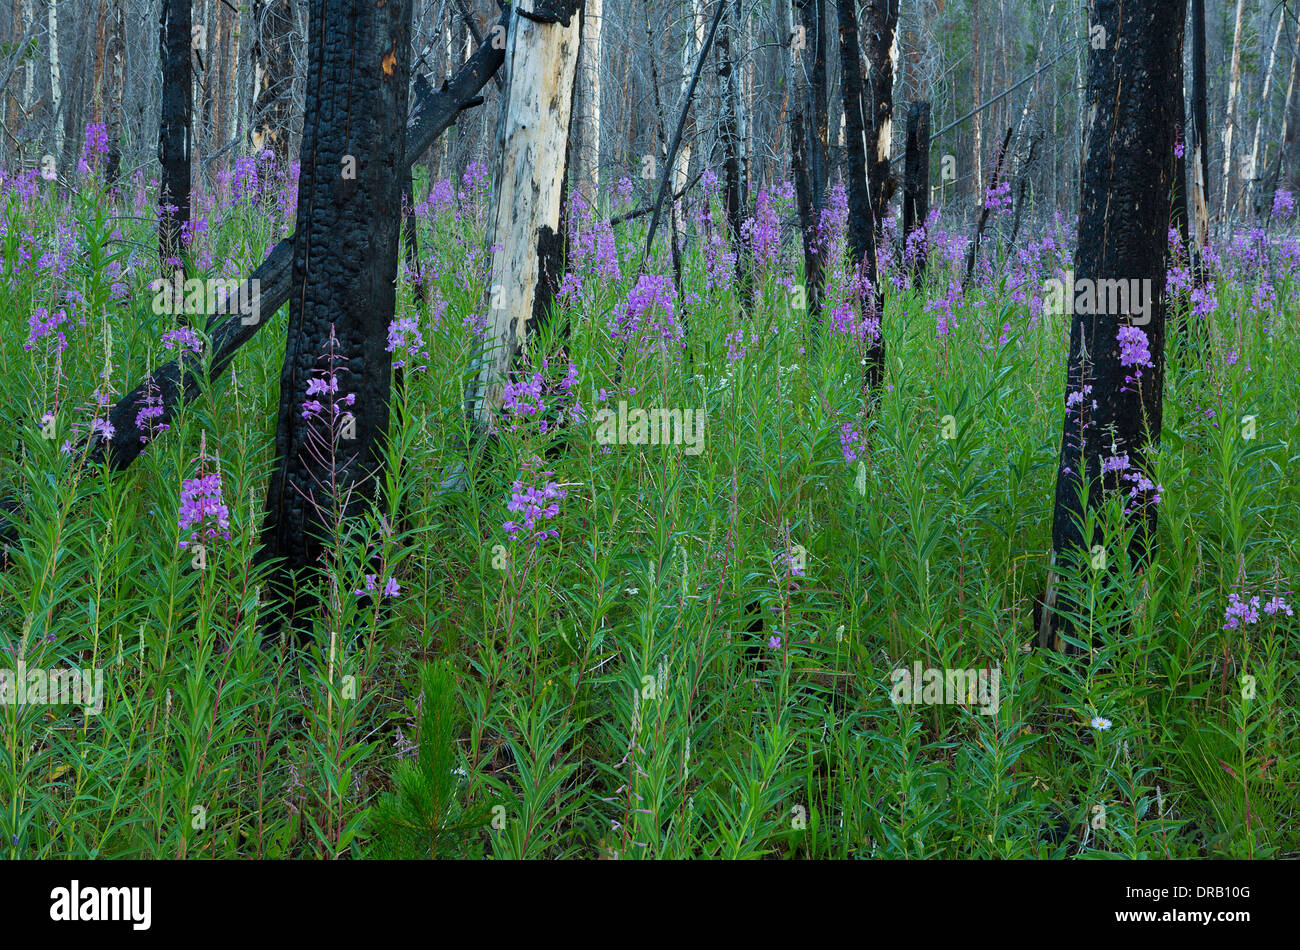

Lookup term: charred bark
[792,0,829,332]
[158,0,192,271]
[902,99,930,279]
[1039,0,1186,649]
[256,0,414,634]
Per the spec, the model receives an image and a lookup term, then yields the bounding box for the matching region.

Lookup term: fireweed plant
[0,138,1297,858]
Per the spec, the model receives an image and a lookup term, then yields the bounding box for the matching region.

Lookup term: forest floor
[2,157,1297,858]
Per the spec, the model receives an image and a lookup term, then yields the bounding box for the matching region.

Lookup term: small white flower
[624,587,639,595]
[1090,716,1112,731]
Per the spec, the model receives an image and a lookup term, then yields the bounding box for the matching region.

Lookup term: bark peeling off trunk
[468,0,582,428]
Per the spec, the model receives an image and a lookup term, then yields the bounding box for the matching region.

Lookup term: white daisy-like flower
[1090,716,1112,731]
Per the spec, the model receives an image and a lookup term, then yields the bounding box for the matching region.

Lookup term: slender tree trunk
[903,99,930,278]
[1189,0,1209,270]
[838,0,873,290]
[1246,12,1285,221]
[89,0,107,127]
[104,0,125,182]
[578,0,602,201]
[971,0,982,201]
[48,0,63,164]
[718,6,744,253]
[466,0,582,429]
[258,0,414,633]
[792,0,829,328]
[1040,0,1186,649]
[1219,0,1247,229]
[159,0,192,272]
[251,0,294,163]
[860,0,900,390]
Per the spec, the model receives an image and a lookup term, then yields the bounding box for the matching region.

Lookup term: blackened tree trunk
[902,99,930,279]
[257,0,413,632]
[839,0,897,392]
[158,0,192,271]
[837,0,873,303]
[718,8,744,261]
[467,0,582,428]
[251,0,296,164]
[1039,0,1186,649]
[792,0,829,331]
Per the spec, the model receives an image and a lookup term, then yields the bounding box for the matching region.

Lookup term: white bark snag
[48,0,62,162]
[469,0,581,429]
[578,0,601,199]
[1220,0,1247,225]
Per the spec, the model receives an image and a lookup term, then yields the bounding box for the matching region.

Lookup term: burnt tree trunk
[837,0,874,327]
[1039,0,1186,649]
[792,0,829,332]
[257,0,413,633]
[902,99,930,279]
[158,0,192,271]
[718,7,745,267]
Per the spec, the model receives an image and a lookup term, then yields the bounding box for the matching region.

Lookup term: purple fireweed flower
[1262,596,1294,617]
[1117,325,1154,370]
[24,307,68,353]
[161,326,204,355]
[355,573,401,598]
[503,477,567,546]
[1223,593,1261,630]
[178,470,231,549]
[840,422,863,463]
[1273,189,1294,218]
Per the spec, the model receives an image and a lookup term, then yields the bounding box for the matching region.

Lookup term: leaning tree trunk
[251,0,295,164]
[158,0,192,273]
[466,0,582,430]
[1038,0,1186,650]
[257,0,413,633]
